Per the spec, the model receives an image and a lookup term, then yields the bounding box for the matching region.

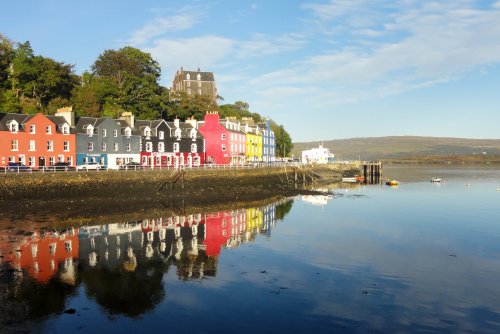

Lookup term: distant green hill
[292,136,500,161]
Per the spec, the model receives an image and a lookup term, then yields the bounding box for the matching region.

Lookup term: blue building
[258,120,276,163]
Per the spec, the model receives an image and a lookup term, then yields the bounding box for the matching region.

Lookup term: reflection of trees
[275,199,294,221]
[80,258,167,317]
[4,262,79,319]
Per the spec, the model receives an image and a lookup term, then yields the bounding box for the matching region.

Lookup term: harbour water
[1,165,500,333]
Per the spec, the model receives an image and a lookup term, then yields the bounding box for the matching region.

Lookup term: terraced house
[258,120,276,163]
[241,118,263,162]
[0,111,76,168]
[73,111,141,169]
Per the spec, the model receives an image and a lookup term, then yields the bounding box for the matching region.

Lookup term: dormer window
[7,120,19,133]
[124,128,131,137]
[86,125,94,137]
[144,127,151,138]
[60,124,69,134]
[175,128,181,140]
[197,73,201,80]
[190,129,197,140]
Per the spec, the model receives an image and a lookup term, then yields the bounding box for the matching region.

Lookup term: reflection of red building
[203,211,233,257]
[13,230,79,283]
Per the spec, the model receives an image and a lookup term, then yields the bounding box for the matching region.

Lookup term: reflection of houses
[11,229,79,283]
[301,194,333,206]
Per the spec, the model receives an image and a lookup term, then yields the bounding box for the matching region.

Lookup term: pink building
[198,111,246,165]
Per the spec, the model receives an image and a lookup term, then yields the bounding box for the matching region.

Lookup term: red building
[0,112,76,168]
[198,111,246,165]
[12,230,79,284]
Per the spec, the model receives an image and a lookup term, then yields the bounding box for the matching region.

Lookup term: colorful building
[198,112,246,165]
[258,120,276,163]
[301,145,335,164]
[0,112,76,168]
[241,120,263,162]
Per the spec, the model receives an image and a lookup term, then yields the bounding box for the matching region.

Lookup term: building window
[30,125,36,134]
[159,131,164,140]
[146,142,152,152]
[61,125,69,134]
[8,156,14,163]
[222,144,226,151]
[49,156,55,165]
[145,129,151,137]
[222,134,226,140]
[47,140,53,151]
[158,142,165,153]
[88,142,93,151]
[186,73,190,80]
[29,157,35,166]
[126,143,131,152]
[113,129,118,137]
[114,143,118,151]
[58,155,64,162]
[46,126,52,134]
[102,129,107,137]
[191,144,197,153]
[102,142,107,151]
[125,128,131,137]
[187,81,190,87]
[197,73,201,80]
[11,140,18,151]
[87,127,93,136]
[173,143,180,153]
[8,121,18,133]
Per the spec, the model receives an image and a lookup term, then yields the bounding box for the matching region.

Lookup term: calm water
[2,165,500,333]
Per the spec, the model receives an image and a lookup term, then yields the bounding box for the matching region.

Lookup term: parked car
[76,162,103,171]
[3,162,30,172]
[119,162,144,170]
[43,162,75,172]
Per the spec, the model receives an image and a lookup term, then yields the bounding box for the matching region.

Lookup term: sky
[1,0,500,142]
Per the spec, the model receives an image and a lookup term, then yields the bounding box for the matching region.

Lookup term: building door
[39,157,45,167]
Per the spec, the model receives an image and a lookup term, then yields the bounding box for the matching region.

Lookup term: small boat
[342,177,357,183]
[431,178,442,183]
[386,180,399,186]
[355,176,365,181]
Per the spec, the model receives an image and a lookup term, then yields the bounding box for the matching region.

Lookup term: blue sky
[2,0,500,142]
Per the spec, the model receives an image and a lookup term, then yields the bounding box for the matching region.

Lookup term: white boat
[342,177,357,183]
[431,178,442,183]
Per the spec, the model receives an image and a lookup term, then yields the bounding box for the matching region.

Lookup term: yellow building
[244,124,263,162]
[245,207,263,241]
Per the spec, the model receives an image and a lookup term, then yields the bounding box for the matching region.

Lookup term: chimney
[174,118,180,128]
[186,116,197,128]
[55,106,75,127]
[120,112,135,128]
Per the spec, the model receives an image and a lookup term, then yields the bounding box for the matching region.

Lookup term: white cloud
[128,14,201,46]
[144,35,235,84]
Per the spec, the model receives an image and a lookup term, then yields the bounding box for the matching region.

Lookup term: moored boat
[342,177,357,183]
[386,180,399,186]
[431,178,442,183]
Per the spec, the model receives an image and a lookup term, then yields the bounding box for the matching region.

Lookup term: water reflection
[0,198,292,320]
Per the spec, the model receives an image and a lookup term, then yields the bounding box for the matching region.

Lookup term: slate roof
[179,69,215,82]
[0,112,33,131]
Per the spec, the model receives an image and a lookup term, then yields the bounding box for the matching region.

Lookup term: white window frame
[102,129,107,137]
[126,143,131,152]
[173,143,180,153]
[159,131,164,140]
[29,140,35,152]
[158,142,165,153]
[191,144,197,153]
[113,129,118,137]
[114,143,118,151]
[30,125,36,134]
[47,140,53,151]
[88,142,94,151]
[63,141,69,151]
[11,140,18,151]
[46,126,52,134]
[222,134,226,140]
[146,142,153,152]
[102,142,107,151]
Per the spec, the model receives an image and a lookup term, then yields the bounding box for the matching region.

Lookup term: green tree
[0,34,14,89]
[91,46,164,119]
[271,122,293,158]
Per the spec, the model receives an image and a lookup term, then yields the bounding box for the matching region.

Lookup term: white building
[301,145,334,164]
